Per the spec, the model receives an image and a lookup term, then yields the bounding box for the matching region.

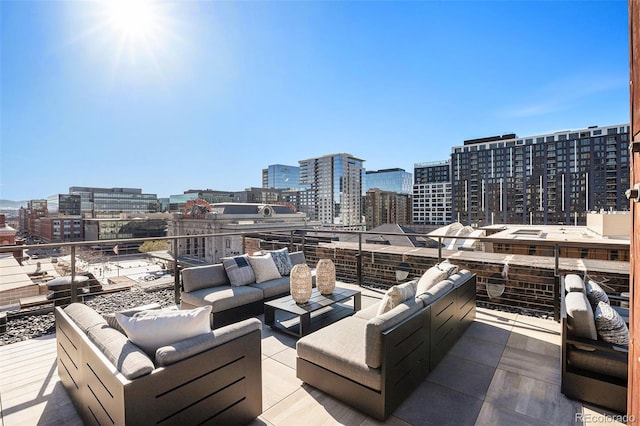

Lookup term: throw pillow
[222,254,256,286]
[585,279,610,309]
[436,260,459,277]
[376,281,417,315]
[415,267,448,296]
[594,301,629,346]
[116,306,212,356]
[248,253,282,283]
[270,247,293,276]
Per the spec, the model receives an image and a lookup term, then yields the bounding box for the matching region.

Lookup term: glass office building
[364,168,412,195]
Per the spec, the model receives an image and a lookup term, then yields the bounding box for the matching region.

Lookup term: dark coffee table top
[265,287,360,315]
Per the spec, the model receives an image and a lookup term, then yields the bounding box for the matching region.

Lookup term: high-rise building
[365,189,412,229]
[262,164,307,190]
[69,187,160,218]
[299,153,365,227]
[363,168,412,195]
[413,161,452,225]
[450,124,630,226]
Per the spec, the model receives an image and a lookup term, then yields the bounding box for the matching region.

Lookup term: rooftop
[0,283,624,425]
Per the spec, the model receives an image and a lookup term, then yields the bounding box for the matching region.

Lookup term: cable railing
[0,228,630,322]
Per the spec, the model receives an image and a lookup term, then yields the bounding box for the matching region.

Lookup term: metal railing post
[70,246,77,304]
[173,239,180,305]
[357,233,362,287]
[554,244,560,322]
[438,237,442,263]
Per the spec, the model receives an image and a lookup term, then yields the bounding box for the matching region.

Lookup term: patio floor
[0,284,626,425]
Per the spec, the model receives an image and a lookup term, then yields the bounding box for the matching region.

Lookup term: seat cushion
[180,284,264,313]
[296,316,382,391]
[248,276,291,299]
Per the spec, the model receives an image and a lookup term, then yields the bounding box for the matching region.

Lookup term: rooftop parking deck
[0,283,626,426]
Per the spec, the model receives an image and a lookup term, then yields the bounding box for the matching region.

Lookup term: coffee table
[264,287,361,337]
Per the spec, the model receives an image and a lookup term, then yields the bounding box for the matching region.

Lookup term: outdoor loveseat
[561,274,629,413]
[296,263,476,420]
[55,302,262,425]
[181,248,312,328]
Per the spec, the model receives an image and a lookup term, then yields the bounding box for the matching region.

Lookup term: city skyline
[1,0,630,201]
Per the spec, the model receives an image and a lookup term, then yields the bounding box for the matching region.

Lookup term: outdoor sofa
[561,273,629,413]
[55,302,262,425]
[181,248,312,329]
[296,263,477,421]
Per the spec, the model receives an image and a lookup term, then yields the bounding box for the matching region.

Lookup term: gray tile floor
[0,286,627,426]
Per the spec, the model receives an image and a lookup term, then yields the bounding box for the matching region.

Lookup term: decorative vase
[290,263,312,304]
[316,259,336,295]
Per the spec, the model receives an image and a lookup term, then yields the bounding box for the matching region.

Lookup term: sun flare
[106,0,158,41]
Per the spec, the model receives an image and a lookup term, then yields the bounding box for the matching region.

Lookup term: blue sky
[1,0,630,201]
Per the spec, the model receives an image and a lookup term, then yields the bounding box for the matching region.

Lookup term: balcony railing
[0,228,630,322]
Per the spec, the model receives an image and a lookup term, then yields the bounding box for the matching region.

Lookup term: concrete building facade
[364,189,412,229]
[413,161,452,226]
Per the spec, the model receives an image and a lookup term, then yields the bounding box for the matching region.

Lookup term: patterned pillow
[585,279,610,309]
[594,301,629,346]
[222,254,256,286]
[270,247,293,276]
[247,253,282,283]
[435,260,458,277]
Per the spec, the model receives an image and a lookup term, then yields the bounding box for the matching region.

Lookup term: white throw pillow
[248,253,282,283]
[415,267,448,296]
[376,281,417,315]
[116,306,212,356]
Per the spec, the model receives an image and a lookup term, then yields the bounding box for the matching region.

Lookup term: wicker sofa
[296,267,476,421]
[181,250,310,329]
[561,274,628,413]
[55,303,262,425]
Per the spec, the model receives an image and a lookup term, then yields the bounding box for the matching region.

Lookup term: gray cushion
[586,279,610,309]
[182,264,229,293]
[449,270,473,288]
[296,316,382,391]
[417,280,454,306]
[223,255,256,286]
[594,301,629,346]
[353,303,380,321]
[565,291,598,341]
[155,318,262,366]
[63,303,108,333]
[564,274,585,293]
[270,247,293,276]
[365,298,423,368]
[87,324,155,380]
[289,251,306,266]
[248,276,290,299]
[180,284,263,313]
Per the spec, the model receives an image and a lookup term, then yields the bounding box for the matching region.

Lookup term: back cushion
[365,299,423,368]
[565,291,597,341]
[564,274,585,294]
[289,251,306,266]
[64,303,108,332]
[182,264,230,293]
